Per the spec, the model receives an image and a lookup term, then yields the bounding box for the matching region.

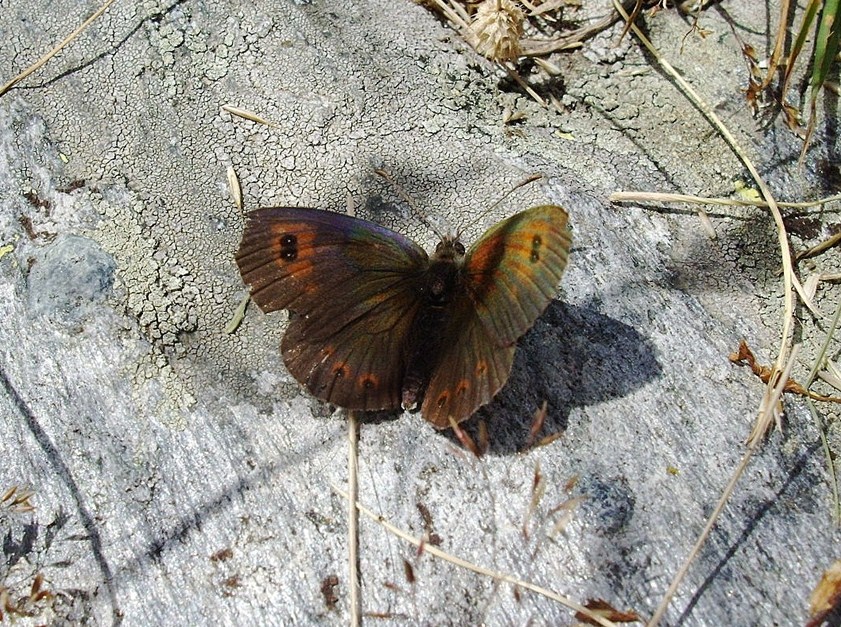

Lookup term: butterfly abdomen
[400,257,463,411]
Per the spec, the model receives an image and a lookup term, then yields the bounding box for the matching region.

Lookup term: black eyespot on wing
[279,234,298,261]
[530,234,542,263]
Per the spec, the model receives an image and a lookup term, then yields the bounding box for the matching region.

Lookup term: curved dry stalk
[0,0,118,97]
[332,486,620,627]
[610,2,800,624]
[611,0,796,376]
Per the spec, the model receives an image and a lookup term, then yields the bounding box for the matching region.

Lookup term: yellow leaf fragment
[808,560,841,627]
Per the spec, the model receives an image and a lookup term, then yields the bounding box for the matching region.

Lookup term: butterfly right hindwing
[420,294,516,428]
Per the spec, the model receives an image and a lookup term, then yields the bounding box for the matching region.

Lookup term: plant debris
[729,340,841,404]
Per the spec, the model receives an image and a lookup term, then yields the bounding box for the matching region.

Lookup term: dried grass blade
[0,0,118,97]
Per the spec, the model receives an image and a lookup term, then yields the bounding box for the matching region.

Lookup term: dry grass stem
[794,231,841,262]
[0,0,117,98]
[224,294,250,335]
[502,64,546,105]
[697,209,716,239]
[447,416,482,457]
[819,361,841,391]
[751,345,801,444]
[1,486,35,513]
[429,0,472,33]
[523,400,549,450]
[347,411,361,626]
[331,486,619,627]
[610,190,841,210]
[611,2,807,623]
[804,296,841,524]
[612,0,796,419]
[791,273,824,319]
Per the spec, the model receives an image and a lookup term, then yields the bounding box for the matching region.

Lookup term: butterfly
[235,204,571,429]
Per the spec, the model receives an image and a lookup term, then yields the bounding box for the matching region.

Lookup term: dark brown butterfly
[235,205,571,429]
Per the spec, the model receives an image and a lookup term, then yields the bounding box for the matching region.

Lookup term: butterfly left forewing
[236,207,428,410]
[236,207,428,339]
[463,205,571,345]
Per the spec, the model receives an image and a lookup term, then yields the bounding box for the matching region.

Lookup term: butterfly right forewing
[463,205,571,345]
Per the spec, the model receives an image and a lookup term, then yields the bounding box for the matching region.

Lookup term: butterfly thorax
[423,237,465,303]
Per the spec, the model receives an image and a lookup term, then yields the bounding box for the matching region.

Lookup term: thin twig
[347,411,361,626]
[610,190,841,210]
[332,486,620,627]
[0,0,118,97]
[794,231,841,262]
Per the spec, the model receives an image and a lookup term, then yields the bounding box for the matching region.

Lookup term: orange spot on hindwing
[359,374,379,391]
[436,391,449,408]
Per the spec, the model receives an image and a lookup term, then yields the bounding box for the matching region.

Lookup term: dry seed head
[471,0,524,62]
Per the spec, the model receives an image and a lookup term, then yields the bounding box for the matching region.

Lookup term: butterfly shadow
[444,300,663,455]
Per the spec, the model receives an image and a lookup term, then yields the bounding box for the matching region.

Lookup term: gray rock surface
[1,0,838,625]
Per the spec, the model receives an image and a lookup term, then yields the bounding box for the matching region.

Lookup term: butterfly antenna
[374,168,444,240]
[457,173,544,238]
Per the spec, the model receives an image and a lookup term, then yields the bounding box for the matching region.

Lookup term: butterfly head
[433,236,466,262]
